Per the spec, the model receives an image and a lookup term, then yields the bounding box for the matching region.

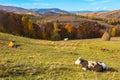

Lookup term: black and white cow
[75,57,108,72]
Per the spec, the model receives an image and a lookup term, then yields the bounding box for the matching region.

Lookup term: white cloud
[95,7,107,10]
[80,8,86,10]
[95,7,100,10]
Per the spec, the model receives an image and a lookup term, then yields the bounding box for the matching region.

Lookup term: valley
[0,4,120,80]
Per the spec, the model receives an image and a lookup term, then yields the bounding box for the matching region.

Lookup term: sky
[0,0,119,11]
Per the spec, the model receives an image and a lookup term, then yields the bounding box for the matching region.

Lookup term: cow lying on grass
[75,57,108,72]
[8,41,17,48]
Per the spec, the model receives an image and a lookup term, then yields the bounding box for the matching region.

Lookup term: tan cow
[8,41,17,48]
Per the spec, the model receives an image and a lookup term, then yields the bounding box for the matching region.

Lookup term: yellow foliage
[28,20,35,37]
[53,22,61,32]
[53,22,58,32]
[111,27,116,37]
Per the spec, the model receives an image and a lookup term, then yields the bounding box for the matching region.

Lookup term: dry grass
[0,32,120,80]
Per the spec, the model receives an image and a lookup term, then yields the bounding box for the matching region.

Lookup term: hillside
[0,5,29,12]
[0,10,108,40]
[0,10,43,39]
[0,32,120,79]
[0,10,23,34]
[0,5,40,16]
[81,10,120,19]
[39,14,109,26]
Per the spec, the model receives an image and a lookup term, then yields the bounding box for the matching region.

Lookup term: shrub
[51,32,61,41]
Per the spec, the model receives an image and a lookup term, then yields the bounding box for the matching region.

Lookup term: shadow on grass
[16,44,21,48]
[108,67,118,72]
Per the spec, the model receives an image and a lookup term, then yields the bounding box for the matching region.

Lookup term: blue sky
[0,0,119,11]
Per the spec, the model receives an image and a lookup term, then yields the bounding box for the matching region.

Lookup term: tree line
[0,10,119,41]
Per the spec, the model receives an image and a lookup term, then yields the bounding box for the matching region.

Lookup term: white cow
[64,38,68,41]
[75,57,109,72]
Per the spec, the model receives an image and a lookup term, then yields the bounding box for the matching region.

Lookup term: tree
[53,22,58,32]
[0,24,5,32]
[77,21,102,39]
[51,32,61,41]
[53,22,61,32]
[51,22,61,40]
[42,31,47,39]
[21,16,29,36]
[110,27,117,37]
[65,23,72,33]
[42,22,54,39]
[28,20,35,37]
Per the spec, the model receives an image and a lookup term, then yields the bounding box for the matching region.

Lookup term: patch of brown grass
[0,63,40,77]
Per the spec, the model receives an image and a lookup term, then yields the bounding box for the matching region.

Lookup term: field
[0,32,120,80]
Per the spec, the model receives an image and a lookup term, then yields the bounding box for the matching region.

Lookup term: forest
[0,10,120,41]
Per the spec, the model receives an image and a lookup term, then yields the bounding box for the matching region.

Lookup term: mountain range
[0,5,109,14]
[30,8,68,14]
[0,5,120,19]
[70,10,109,14]
[0,5,68,14]
[0,5,30,12]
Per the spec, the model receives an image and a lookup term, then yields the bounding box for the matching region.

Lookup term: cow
[8,41,17,48]
[75,57,108,72]
[64,38,68,41]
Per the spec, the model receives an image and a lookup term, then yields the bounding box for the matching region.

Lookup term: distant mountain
[0,5,30,12]
[0,5,68,15]
[30,8,69,14]
[0,4,120,19]
[95,10,109,12]
[69,10,109,14]
[0,5,41,16]
[69,10,93,14]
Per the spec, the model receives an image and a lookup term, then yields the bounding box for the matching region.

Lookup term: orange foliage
[65,23,72,33]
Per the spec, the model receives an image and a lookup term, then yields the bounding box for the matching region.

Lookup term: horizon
[0,0,120,11]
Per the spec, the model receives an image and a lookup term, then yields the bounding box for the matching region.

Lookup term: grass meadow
[0,32,120,80]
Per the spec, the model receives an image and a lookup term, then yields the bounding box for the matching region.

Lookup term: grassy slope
[0,32,120,80]
[40,15,113,28]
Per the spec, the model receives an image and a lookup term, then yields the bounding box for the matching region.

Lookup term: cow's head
[75,57,86,65]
